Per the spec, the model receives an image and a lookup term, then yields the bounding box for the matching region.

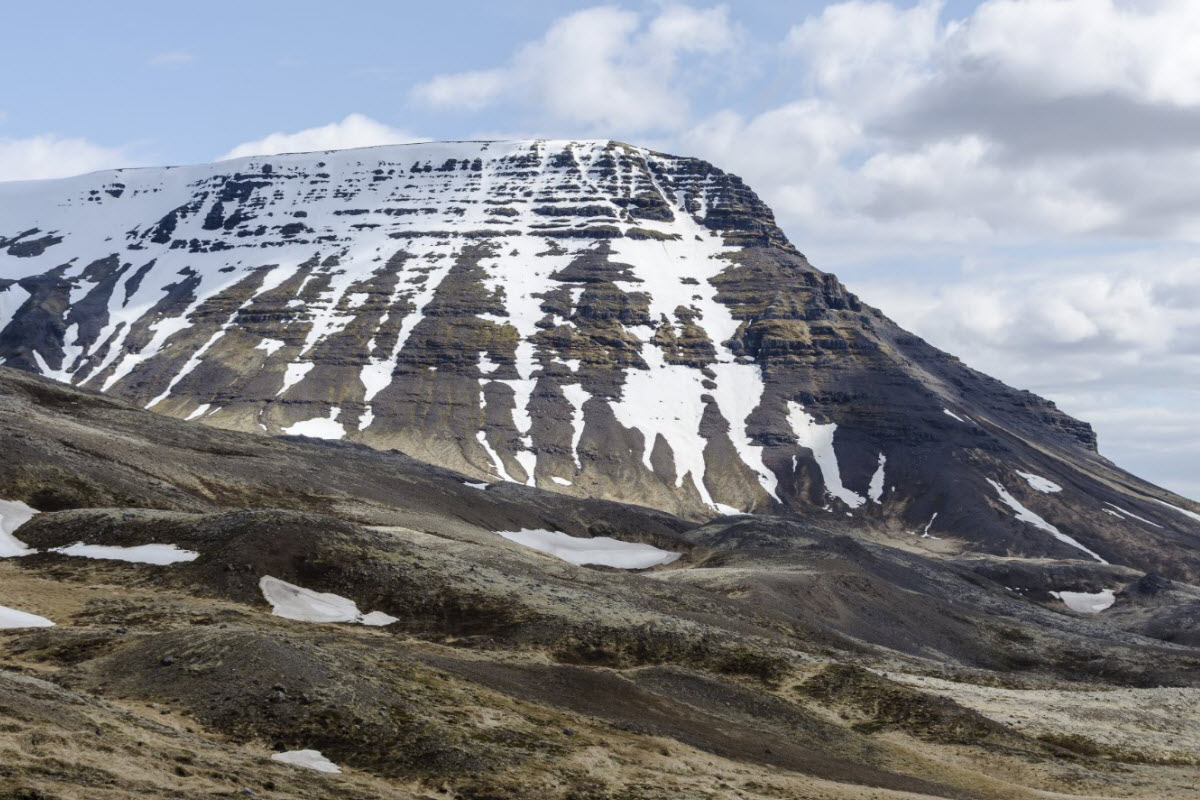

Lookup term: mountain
[3,364,1200,799]
[2,139,1199,580]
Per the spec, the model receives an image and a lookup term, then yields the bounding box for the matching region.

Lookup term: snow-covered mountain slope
[2,139,1198,576]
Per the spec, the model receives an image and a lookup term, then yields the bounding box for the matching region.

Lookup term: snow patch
[788,403,865,509]
[1150,497,1200,525]
[868,454,886,503]
[259,576,398,626]
[560,383,589,470]
[184,403,211,421]
[0,283,32,337]
[476,429,513,482]
[277,362,314,396]
[0,499,38,558]
[0,604,54,630]
[282,407,345,439]
[271,749,341,774]
[1103,502,1162,528]
[50,542,199,565]
[256,337,285,357]
[1016,471,1062,493]
[1050,589,1116,614]
[943,408,968,423]
[494,529,680,569]
[987,479,1107,563]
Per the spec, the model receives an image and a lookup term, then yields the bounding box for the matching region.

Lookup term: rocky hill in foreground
[2,365,1199,799]
[1,140,1199,580]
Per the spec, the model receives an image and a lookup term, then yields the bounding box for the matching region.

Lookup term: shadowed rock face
[1,140,1199,577]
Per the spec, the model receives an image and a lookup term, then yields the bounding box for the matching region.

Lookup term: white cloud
[854,252,1200,499]
[148,51,194,68]
[784,0,945,112]
[218,114,427,161]
[955,0,1200,106]
[0,134,140,182]
[412,5,737,132]
[416,70,509,112]
[664,0,1200,248]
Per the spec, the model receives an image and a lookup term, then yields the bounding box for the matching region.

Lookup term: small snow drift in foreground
[1050,589,1116,614]
[259,576,398,626]
[987,480,1107,563]
[495,529,680,569]
[50,542,199,565]
[0,498,37,558]
[1016,471,1062,493]
[943,409,968,423]
[0,603,54,629]
[271,749,341,774]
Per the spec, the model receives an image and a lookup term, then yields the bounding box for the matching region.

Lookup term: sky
[2,0,1198,499]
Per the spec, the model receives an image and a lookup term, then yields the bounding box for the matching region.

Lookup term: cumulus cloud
[412,5,738,131]
[730,0,1200,242]
[218,114,427,161]
[0,134,141,182]
[854,252,1200,497]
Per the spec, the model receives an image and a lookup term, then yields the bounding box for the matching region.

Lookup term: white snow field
[50,542,199,565]
[270,749,342,774]
[259,576,398,626]
[0,603,54,629]
[494,529,680,569]
[0,498,37,557]
[1050,589,1116,614]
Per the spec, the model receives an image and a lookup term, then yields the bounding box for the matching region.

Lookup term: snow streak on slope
[788,402,865,509]
[987,480,1106,563]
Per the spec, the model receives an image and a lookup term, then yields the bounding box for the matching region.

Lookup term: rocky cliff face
[2,139,1198,576]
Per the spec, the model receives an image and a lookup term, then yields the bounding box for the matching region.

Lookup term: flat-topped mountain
[2,139,1198,576]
